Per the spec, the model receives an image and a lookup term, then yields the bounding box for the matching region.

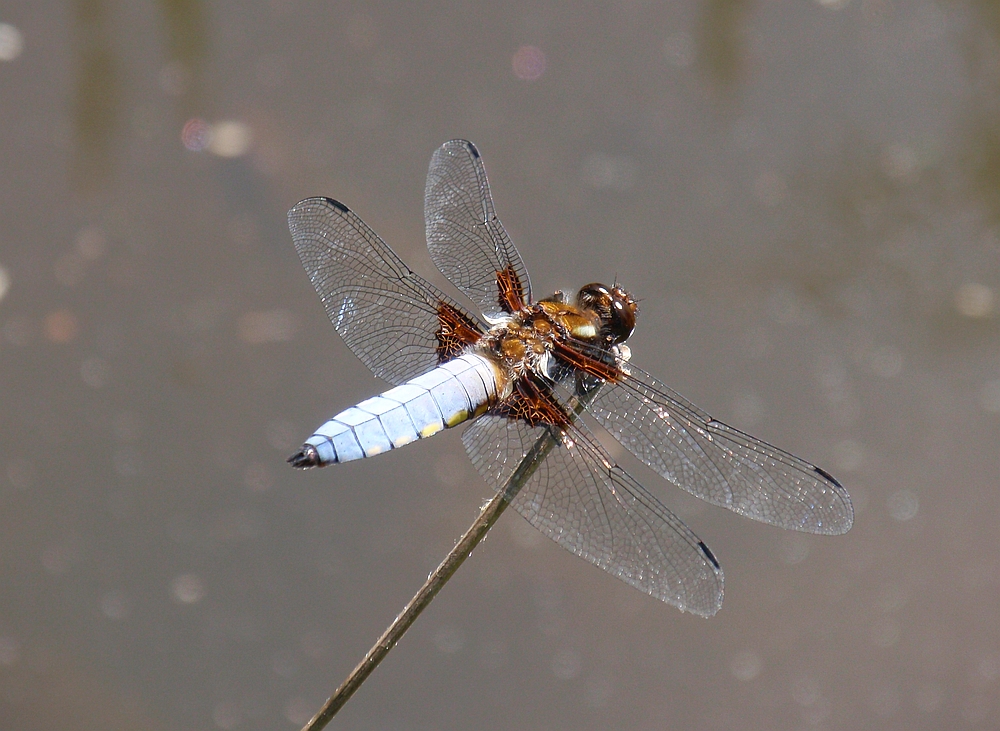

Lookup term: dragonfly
[287,139,853,617]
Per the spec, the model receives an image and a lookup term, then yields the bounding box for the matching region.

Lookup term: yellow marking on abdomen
[392,433,416,448]
[420,422,443,438]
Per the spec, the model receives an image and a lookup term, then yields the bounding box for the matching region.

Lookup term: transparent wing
[425,140,532,316]
[463,414,724,616]
[289,197,486,385]
[582,360,853,535]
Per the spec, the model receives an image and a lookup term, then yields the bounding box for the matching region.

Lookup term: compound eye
[608,298,636,343]
[577,283,637,343]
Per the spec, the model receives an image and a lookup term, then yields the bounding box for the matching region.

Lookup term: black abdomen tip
[287,445,321,469]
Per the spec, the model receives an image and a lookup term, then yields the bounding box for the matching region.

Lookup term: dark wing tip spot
[465,141,480,158]
[698,541,721,570]
[323,198,350,213]
[813,466,843,489]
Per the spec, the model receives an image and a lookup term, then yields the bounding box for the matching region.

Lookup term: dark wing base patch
[494,375,571,428]
[496,265,527,313]
[552,340,620,382]
[436,301,485,362]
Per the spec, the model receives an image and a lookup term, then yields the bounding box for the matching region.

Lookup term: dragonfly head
[576,283,638,345]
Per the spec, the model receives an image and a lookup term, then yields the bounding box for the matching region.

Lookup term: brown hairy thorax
[434,276,638,428]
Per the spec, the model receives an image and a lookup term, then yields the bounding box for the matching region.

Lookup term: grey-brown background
[2,1,999,729]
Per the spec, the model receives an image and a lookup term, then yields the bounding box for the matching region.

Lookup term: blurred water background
[1,1,1000,729]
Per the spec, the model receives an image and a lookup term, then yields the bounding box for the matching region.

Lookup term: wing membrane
[584,360,853,535]
[288,197,486,385]
[463,414,724,616]
[425,140,532,315]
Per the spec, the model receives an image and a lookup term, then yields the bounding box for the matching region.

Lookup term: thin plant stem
[301,393,591,731]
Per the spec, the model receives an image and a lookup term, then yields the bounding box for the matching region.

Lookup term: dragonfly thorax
[478,312,562,395]
[476,286,635,399]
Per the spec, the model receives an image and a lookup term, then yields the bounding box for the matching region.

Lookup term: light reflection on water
[1,1,1000,729]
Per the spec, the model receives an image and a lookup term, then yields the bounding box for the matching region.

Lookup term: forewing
[425,140,532,315]
[463,414,724,616]
[289,197,486,385]
[584,361,853,535]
